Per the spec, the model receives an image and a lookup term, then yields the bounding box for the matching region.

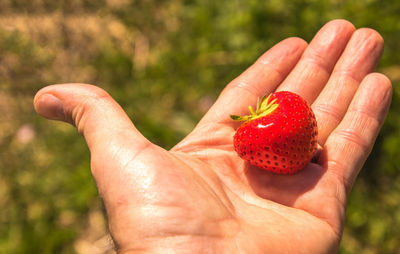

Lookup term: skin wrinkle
[343,111,382,143]
[135,204,231,238]
[132,233,235,254]
[225,173,325,231]
[257,59,288,81]
[198,122,235,141]
[215,164,281,213]
[311,166,347,230]
[108,141,153,176]
[175,142,234,154]
[70,94,110,134]
[171,152,237,216]
[181,146,246,187]
[313,103,343,125]
[72,98,90,133]
[324,159,353,196]
[279,60,330,100]
[171,125,239,177]
[331,68,365,83]
[348,107,388,125]
[249,181,339,240]
[333,128,371,154]
[300,60,330,82]
[203,113,238,127]
[256,206,335,254]
[312,79,358,137]
[331,131,365,161]
[172,122,234,151]
[99,144,163,212]
[301,51,333,76]
[227,71,275,99]
[335,31,383,81]
[329,72,360,96]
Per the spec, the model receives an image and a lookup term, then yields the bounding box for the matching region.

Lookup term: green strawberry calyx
[230,94,279,122]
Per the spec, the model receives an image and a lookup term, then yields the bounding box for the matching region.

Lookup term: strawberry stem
[230,94,279,122]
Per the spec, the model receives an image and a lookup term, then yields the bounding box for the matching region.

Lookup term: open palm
[34,20,391,254]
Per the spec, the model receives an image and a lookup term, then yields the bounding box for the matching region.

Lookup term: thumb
[34,83,150,151]
[33,83,154,196]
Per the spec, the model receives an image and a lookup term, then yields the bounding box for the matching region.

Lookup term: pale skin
[34,20,392,253]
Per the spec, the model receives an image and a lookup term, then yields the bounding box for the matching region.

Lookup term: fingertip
[365,72,392,87]
[33,84,61,102]
[363,72,392,106]
[256,36,308,71]
[282,36,308,48]
[310,19,356,47]
[276,36,308,51]
[33,92,66,121]
[355,27,384,45]
[349,72,392,124]
[323,19,356,32]
[349,28,384,60]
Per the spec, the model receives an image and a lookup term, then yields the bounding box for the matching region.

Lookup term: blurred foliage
[1,0,400,253]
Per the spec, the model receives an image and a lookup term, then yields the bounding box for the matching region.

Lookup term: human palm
[34,20,391,254]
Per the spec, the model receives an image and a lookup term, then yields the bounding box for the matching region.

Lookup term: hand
[34,20,391,254]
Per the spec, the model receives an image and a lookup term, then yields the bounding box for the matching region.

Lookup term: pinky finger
[320,73,392,195]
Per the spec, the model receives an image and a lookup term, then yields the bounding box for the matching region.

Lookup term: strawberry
[231,91,318,174]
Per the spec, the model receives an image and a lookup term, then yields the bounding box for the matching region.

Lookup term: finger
[277,19,356,103]
[320,73,392,195]
[34,83,155,196]
[312,28,384,145]
[199,37,307,128]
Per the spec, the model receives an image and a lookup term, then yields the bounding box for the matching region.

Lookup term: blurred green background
[1,0,400,253]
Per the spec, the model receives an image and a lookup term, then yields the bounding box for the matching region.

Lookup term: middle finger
[277,19,355,103]
[312,28,384,145]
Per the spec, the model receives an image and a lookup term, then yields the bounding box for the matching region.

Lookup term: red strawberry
[231,91,318,174]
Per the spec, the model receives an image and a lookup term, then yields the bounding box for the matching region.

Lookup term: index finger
[198,37,307,128]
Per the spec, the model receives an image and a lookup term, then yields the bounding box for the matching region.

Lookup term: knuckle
[313,103,343,124]
[334,128,371,155]
[70,86,113,133]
